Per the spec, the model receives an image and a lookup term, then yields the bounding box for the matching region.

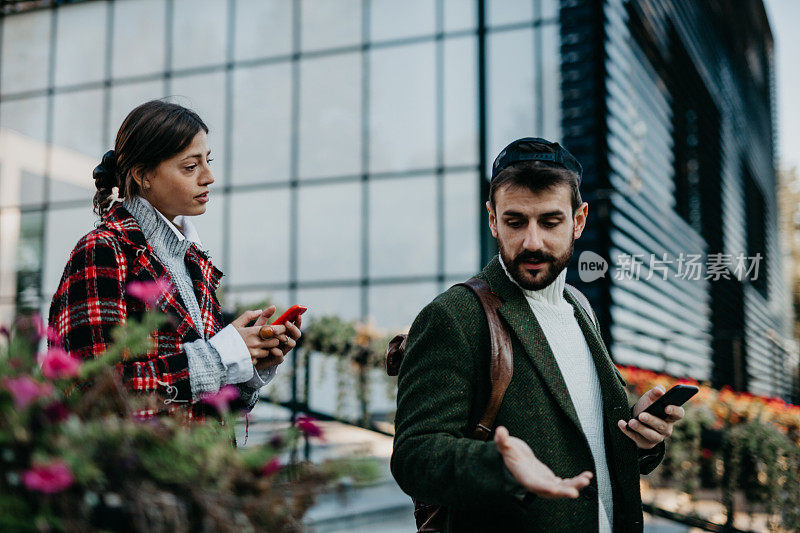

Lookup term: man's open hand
[494,426,593,499]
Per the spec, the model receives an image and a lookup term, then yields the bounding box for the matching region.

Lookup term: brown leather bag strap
[565,283,598,330]
[456,278,513,442]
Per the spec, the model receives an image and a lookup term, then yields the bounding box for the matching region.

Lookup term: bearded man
[391,138,684,532]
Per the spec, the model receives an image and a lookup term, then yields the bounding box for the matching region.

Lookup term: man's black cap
[491,137,583,184]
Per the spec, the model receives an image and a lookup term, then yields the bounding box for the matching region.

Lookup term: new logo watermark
[578,251,609,283]
[577,251,763,283]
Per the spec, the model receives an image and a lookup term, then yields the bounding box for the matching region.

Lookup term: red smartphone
[638,384,699,421]
[271,305,308,326]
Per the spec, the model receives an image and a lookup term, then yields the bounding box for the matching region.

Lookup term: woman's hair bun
[93,149,117,189]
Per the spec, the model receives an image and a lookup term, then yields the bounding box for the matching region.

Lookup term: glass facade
[0,0,563,333]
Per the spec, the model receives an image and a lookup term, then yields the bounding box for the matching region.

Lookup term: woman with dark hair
[48,99,299,419]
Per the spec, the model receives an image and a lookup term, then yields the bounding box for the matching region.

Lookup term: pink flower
[200,385,239,414]
[2,376,54,410]
[260,457,281,477]
[45,326,62,345]
[22,460,74,494]
[126,278,173,306]
[295,415,324,439]
[32,313,45,339]
[40,347,82,380]
[28,313,61,344]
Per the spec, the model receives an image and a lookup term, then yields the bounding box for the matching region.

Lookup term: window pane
[229,188,290,286]
[445,172,479,275]
[487,29,534,166]
[0,97,48,208]
[370,0,435,42]
[187,190,226,271]
[224,288,289,313]
[54,1,108,87]
[487,0,534,27]
[301,0,361,51]
[296,286,361,321]
[444,0,476,32]
[299,53,361,179]
[298,182,360,281]
[368,282,437,329]
[0,209,20,298]
[369,43,436,173]
[1,10,51,95]
[108,80,166,147]
[42,204,96,298]
[539,23,561,140]
[112,0,167,79]
[369,175,436,277]
[234,0,292,60]
[171,0,227,70]
[14,211,44,313]
[49,89,105,203]
[19,172,46,207]
[170,72,227,183]
[444,36,478,167]
[541,0,559,20]
[231,63,292,185]
[0,97,47,142]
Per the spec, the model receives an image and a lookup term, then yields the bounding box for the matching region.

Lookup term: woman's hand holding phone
[251,305,304,371]
[231,306,289,370]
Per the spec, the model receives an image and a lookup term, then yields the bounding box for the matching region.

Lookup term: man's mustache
[512,251,555,266]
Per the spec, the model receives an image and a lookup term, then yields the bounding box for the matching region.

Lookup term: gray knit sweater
[123,196,262,410]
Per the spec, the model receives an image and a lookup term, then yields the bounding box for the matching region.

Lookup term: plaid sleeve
[48,233,193,403]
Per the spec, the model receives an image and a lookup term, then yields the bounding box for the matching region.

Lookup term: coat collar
[101,201,221,286]
[99,201,223,339]
[479,256,629,436]
[101,201,151,250]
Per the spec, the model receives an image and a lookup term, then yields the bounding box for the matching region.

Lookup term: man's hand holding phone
[617,384,695,449]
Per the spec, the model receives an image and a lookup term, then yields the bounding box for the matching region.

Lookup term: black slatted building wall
[561,0,795,398]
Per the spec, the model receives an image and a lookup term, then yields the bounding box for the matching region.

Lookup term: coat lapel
[484,256,631,438]
[185,244,224,339]
[565,285,642,503]
[483,257,584,434]
[101,203,201,340]
[565,288,630,425]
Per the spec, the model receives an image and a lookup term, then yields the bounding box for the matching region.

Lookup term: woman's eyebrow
[182,150,212,161]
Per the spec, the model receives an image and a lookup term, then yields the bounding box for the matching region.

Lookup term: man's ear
[573,202,588,239]
[486,201,499,238]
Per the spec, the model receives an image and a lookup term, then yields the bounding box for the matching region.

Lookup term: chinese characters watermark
[578,251,762,283]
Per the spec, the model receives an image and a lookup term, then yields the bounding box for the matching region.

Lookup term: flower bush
[0,294,339,532]
[618,365,800,529]
[303,316,398,426]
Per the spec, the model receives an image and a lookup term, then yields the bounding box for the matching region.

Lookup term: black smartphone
[638,384,699,421]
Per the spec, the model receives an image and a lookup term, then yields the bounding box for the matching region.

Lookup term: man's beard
[499,237,574,291]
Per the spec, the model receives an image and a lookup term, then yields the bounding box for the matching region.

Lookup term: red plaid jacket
[48,202,226,419]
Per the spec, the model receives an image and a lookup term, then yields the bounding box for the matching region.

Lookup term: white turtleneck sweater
[499,256,613,533]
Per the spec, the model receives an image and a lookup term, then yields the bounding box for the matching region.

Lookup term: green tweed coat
[391,257,664,532]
